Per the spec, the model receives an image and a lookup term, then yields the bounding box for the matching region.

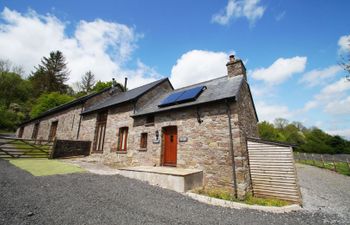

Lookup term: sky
[0,0,349,138]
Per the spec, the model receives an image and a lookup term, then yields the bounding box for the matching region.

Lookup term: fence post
[311,153,315,165]
[320,155,325,168]
[49,139,57,159]
[333,155,337,172]
[347,158,350,171]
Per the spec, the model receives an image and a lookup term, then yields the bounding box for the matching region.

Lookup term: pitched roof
[19,87,112,126]
[132,75,244,117]
[82,78,171,115]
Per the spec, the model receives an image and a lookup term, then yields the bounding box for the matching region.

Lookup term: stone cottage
[17,55,259,198]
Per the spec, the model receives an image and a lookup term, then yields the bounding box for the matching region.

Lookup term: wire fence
[294,152,350,176]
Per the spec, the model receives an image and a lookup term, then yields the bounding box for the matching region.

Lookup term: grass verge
[8,158,85,176]
[298,159,350,176]
[193,188,290,207]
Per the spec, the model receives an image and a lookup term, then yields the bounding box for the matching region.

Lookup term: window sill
[138,148,147,152]
[116,151,127,154]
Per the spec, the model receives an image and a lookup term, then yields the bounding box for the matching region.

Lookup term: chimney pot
[226,55,247,80]
[124,77,128,91]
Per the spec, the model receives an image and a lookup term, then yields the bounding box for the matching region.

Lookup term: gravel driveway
[0,159,345,225]
[297,163,350,222]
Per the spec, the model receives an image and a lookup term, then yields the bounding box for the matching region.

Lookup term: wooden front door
[163,126,177,166]
[93,111,108,153]
[48,121,58,141]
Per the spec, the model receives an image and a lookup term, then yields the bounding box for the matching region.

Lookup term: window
[32,122,40,140]
[140,133,148,149]
[145,115,154,126]
[18,127,24,138]
[118,127,128,151]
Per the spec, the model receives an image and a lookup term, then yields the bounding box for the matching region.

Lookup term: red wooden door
[163,126,177,166]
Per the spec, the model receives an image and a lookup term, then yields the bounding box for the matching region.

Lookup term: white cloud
[275,11,286,21]
[324,96,350,115]
[212,0,265,26]
[255,101,292,122]
[169,50,229,88]
[0,7,160,89]
[302,100,318,112]
[338,34,350,53]
[303,77,350,114]
[327,128,350,140]
[251,56,307,85]
[299,65,342,87]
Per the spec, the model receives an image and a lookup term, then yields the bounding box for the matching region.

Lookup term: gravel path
[296,163,350,222]
[0,159,345,225]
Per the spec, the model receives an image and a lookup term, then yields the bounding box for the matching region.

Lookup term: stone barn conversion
[17,55,301,202]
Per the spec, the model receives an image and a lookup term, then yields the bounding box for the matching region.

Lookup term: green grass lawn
[298,159,350,176]
[8,158,85,176]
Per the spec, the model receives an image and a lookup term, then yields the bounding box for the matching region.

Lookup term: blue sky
[0,0,349,138]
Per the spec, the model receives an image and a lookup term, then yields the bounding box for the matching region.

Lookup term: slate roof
[82,78,170,115]
[19,87,112,126]
[132,75,244,117]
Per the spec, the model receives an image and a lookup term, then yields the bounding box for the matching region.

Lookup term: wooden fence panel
[247,140,301,204]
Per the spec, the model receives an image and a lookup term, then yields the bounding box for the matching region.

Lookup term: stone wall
[87,99,253,198]
[229,80,259,197]
[16,87,121,141]
[18,105,83,140]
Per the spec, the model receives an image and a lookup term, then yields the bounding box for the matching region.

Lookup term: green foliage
[92,80,113,92]
[30,92,75,118]
[258,119,350,154]
[0,72,33,108]
[258,121,281,140]
[92,80,126,93]
[0,106,25,131]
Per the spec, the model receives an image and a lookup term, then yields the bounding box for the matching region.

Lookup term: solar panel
[158,91,185,107]
[176,86,206,103]
[158,85,206,107]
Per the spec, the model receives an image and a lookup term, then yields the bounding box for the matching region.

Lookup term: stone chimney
[226,55,247,80]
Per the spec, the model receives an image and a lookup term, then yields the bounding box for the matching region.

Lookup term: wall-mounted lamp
[155,130,159,140]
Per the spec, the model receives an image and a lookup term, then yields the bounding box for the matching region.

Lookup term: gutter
[225,99,238,199]
[76,104,84,139]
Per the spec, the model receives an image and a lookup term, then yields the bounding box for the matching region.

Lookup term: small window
[140,133,148,149]
[146,115,155,126]
[118,127,128,151]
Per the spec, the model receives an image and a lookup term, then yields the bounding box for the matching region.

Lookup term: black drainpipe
[226,99,238,199]
[76,103,84,139]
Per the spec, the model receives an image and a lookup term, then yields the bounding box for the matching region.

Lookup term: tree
[258,121,280,140]
[29,51,70,96]
[274,118,289,130]
[30,92,74,118]
[79,71,96,93]
[0,72,32,108]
